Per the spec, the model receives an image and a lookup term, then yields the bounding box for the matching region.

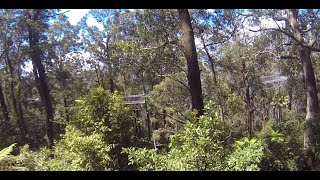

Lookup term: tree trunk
[261,106,265,127]
[288,90,292,110]
[245,83,252,139]
[200,34,226,124]
[27,9,54,149]
[220,105,225,125]
[108,61,114,93]
[141,74,151,140]
[243,62,252,139]
[146,112,151,140]
[94,64,102,87]
[163,109,166,126]
[109,76,114,93]
[278,107,282,123]
[5,50,28,144]
[287,9,318,170]
[0,81,10,122]
[63,96,70,123]
[177,9,204,117]
[17,66,28,143]
[61,78,70,123]
[105,37,114,93]
[200,34,217,84]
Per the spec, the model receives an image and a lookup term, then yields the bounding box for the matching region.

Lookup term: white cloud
[63,9,89,25]
[63,9,104,31]
[87,16,104,31]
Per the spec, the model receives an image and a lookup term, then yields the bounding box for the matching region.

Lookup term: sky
[63,9,283,35]
[23,9,284,73]
[63,9,104,30]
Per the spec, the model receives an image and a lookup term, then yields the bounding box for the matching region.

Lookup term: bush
[70,87,135,170]
[124,102,228,171]
[21,127,110,171]
[258,117,304,171]
[21,87,135,171]
[226,137,266,171]
[0,143,27,171]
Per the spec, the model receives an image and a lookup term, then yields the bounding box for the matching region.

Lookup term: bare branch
[249,28,320,52]
[168,61,188,76]
[202,17,244,47]
[45,10,71,18]
[0,50,7,60]
[236,11,254,18]
[271,17,282,29]
[254,50,278,58]
[169,105,192,122]
[302,26,320,35]
[250,28,295,41]
[158,112,186,124]
[280,43,293,46]
[155,73,190,92]
[280,55,299,60]
[57,10,71,15]
[273,16,287,22]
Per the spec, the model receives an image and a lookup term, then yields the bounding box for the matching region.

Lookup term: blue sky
[63,9,282,32]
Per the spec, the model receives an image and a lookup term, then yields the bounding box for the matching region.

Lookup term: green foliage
[166,114,227,170]
[269,129,284,143]
[70,87,135,170]
[21,87,135,171]
[152,128,172,148]
[0,9,316,172]
[21,127,110,171]
[258,116,304,171]
[71,87,133,138]
[0,143,16,162]
[226,138,266,171]
[225,92,243,116]
[125,101,304,171]
[271,94,289,108]
[0,143,27,171]
[124,103,228,171]
[148,75,190,123]
[124,148,167,171]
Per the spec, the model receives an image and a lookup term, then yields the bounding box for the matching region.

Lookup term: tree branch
[156,73,190,92]
[0,50,7,60]
[249,28,320,52]
[302,26,320,35]
[158,112,186,124]
[272,16,288,22]
[57,10,71,15]
[201,17,244,47]
[45,10,71,18]
[169,105,192,122]
[271,17,282,29]
[280,55,299,60]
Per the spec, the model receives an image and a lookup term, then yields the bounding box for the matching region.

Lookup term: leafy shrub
[21,127,110,171]
[258,116,304,171]
[21,87,135,171]
[0,143,27,171]
[226,137,265,171]
[70,87,135,170]
[0,143,16,162]
[124,102,228,171]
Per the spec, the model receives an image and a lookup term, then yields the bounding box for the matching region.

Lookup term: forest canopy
[0,9,319,171]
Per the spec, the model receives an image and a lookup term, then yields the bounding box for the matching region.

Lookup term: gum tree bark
[177,9,204,116]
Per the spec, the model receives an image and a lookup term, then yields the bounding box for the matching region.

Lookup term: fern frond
[0,143,16,162]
